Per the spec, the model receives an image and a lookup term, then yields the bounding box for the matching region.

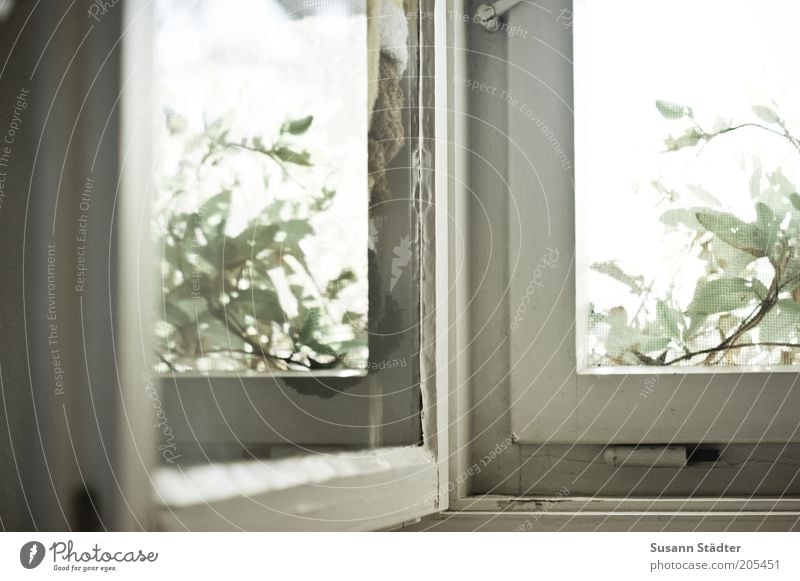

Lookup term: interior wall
[0,2,122,531]
[0,0,38,531]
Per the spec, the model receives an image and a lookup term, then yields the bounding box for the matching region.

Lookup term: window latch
[603,445,722,468]
[603,446,688,468]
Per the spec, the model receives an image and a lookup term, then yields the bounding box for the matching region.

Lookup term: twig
[695,121,800,161]
[155,351,175,371]
[224,142,310,192]
[664,341,800,366]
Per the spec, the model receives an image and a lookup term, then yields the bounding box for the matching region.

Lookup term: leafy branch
[154,113,367,372]
[589,100,800,368]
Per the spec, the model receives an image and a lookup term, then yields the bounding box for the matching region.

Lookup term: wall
[0,2,123,530]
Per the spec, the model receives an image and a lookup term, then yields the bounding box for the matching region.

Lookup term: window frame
[117,0,451,531]
[501,0,800,447]
[430,0,800,529]
[148,0,423,450]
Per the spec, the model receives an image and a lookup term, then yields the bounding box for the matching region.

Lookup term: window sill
[155,369,367,380]
[153,446,439,531]
[401,495,800,531]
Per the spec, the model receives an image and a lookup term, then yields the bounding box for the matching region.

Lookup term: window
[153,0,370,373]
[468,0,800,472]
[137,0,427,472]
[576,0,800,372]
[113,0,447,530]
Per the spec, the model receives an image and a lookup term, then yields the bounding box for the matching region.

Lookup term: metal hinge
[474,0,525,32]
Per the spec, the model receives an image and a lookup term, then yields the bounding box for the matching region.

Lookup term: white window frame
[418,0,800,531]
[502,0,800,447]
[116,0,452,531]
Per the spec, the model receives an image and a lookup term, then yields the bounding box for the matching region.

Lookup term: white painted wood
[405,495,800,531]
[516,443,800,496]
[451,495,800,514]
[457,0,520,497]
[155,447,438,531]
[446,0,473,505]
[453,0,800,508]
[145,0,450,531]
[434,0,453,511]
[403,511,800,531]
[118,0,158,531]
[504,0,800,445]
[157,375,418,448]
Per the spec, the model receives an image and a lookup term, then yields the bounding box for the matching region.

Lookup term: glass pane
[152,0,369,373]
[576,0,800,371]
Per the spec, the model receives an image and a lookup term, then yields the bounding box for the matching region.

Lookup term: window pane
[576,0,800,371]
[152,0,369,373]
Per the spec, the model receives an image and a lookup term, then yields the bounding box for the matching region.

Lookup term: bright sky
[576,0,800,314]
[154,0,368,307]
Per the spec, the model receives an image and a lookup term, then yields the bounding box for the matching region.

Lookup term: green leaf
[298,307,322,344]
[177,248,216,285]
[199,189,232,221]
[191,190,233,258]
[752,105,779,124]
[160,236,181,269]
[696,210,768,257]
[225,224,282,266]
[221,220,297,271]
[769,168,795,195]
[220,235,253,268]
[279,220,315,246]
[660,207,706,231]
[676,131,703,149]
[751,278,769,301]
[783,244,800,289]
[656,100,689,120]
[710,237,760,275]
[312,187,336,212]
[755,202,779,247]
[165,109,188,135]
[326,269,358,298]
[603,306,669,361]
[760,300,800,343]
[272,146,312,166]
[267,199,287,222]
[605,308,636,358]
[685,313,707,339]
[590,261,646,294]
[641,336,671,353]
[687,277,761,316]
[196,315,248,352]
[163,301,192,328]
[788,193,800,211]
[755,202,775,230]
[341,310,366,326]
[665,128,704,151]
[656,300,681,337]
[231,288,283,322]
[167,212,195,240]
[282,116,314,135]
[306,341,339,359]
